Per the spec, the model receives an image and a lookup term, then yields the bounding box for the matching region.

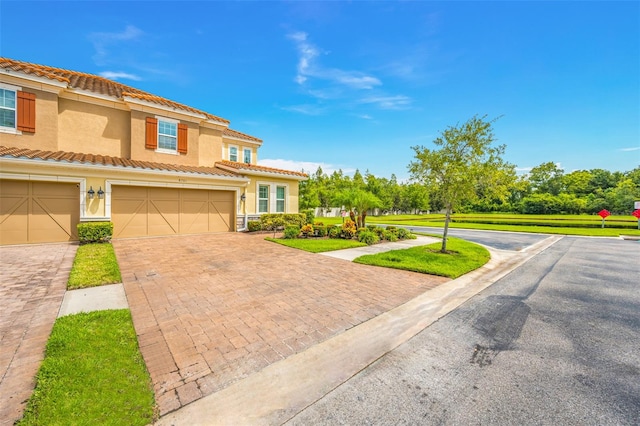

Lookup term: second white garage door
[111,186,235,238]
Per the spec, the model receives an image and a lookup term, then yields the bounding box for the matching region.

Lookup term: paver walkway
[114,233,449,416]
[0,243,77,426]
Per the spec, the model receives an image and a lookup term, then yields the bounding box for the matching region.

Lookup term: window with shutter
[145,117,158,149]
[17,91,36,132]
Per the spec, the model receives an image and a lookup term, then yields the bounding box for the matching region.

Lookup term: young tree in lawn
[408,115,513,253]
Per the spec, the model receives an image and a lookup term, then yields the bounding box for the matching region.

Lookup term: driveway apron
[0,243,77,425]
[114,233,449,415]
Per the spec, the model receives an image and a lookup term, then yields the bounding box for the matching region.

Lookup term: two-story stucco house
[0,58,307,245]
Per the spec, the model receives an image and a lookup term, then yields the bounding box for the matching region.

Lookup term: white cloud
[358,95,412,110]
[259,159,355,176]
[357,114,373,120]
[280,104,326,116]
[619,146,640,152]
[89,25,143,65]
[287,31,381,90]
[99,71,142,81]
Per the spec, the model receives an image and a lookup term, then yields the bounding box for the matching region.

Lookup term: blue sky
[2,1,638,179]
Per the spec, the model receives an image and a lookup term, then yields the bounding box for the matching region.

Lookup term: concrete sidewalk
[320,235,440,261]
[58,283,129,317]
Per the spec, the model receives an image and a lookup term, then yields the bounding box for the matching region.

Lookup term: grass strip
[266,237,367,253]
[353,237,490,278]
[18,310,155,426]
[67,243,122,289]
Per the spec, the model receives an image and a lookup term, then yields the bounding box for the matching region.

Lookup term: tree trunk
[362,211,367,228]
[350,210,356,225]
[442,205,451,253]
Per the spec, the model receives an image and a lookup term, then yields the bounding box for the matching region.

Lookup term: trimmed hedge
[247,221,262,232]
[77,222,113,244]
[259,213,306,230]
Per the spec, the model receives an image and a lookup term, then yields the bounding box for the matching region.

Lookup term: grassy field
[67,243,121,289]
[313,214,640,237]
[353,237,490,278]
[18,310,155,426]
[266,237,366,253]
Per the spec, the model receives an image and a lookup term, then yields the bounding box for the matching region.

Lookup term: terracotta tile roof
[0,146,242,179]
[0,57,230,124]
[216,160,308,178]
[223,128,263,143]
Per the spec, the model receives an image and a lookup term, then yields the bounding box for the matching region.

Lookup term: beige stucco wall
[58,98,130,157]
[0,88,59,151]
[198,126,224,167]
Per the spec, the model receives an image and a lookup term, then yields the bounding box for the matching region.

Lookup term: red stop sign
[598,209,611,219]
[632,209,640,219]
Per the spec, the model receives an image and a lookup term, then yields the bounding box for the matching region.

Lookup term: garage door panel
[148,200,180,235]
[112,199,148,238]
[112,186,235,238]
[0,180,78,245]
[181,200,209,234]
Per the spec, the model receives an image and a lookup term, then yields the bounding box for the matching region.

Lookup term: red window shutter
[17,91,36,132]
[145,117,158,149]
[177,123,188,154]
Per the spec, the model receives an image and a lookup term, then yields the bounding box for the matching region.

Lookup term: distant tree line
[299,162,640,216]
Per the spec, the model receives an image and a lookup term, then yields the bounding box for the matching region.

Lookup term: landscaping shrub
[315,226,327,237]
[260,213,305,229]
[396,227,412,239]
[385,226,397,233]
[247,221,261,232]
[328,225,342,239]
[301,224,314,237]
[342,219,357,239]
[383,230,398,242]
[358,230,379,245]
[302,209,315,225]
[283,225,300,239]
[77,222,113,244]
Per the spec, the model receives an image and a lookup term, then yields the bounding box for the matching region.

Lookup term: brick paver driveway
[114,233,449,416]
[0,243,77,425]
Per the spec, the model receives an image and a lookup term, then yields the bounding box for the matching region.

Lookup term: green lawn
[67,243,122,289]
[266,237,367,253]
[313,214,640,237]
[353,237,490,278]
[18,310,155,426]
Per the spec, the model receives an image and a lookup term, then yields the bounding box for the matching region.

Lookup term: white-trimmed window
[243,148,252,164]
[0,88,16,130]
[276,186,286,213]
[258,185,269,213]
[230,146,238,162]
[158,118,178,152]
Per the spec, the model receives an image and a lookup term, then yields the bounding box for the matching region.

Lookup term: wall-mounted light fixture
[87,186,95,199]
[97,187,105,199]
[240,193,246,202]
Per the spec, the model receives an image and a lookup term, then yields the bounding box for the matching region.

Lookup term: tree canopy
[408,115,514,252]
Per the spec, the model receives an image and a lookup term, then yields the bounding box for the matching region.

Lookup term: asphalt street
[399,225,548,251]
[287,236,640,425]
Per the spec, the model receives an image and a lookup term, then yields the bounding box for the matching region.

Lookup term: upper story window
[229,146,238,162]
[158,119,177,151]
[145,116,187,154]
[0,88,16,130]
[243,148,252,164]
[0,83,35,134]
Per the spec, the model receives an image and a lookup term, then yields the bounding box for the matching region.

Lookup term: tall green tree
[528,161,564,195]
[409,115,512,252]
